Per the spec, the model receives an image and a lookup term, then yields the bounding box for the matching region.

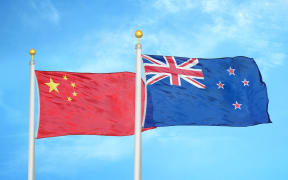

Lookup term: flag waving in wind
[142,55,271,128]
[35,71,152,138]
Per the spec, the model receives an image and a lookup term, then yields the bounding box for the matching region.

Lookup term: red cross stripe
[142,55,206,88]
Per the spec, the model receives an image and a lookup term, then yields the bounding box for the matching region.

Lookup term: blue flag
[142,55,271,128]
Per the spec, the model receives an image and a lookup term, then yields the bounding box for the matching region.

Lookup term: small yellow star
[45,78,60,93]
[67,97,72,102]
[72,91,77,96]
[63,75,68,80]
[71,82,76,88]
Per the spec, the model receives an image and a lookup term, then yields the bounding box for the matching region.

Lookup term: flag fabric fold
[35,71,151,138]
[142,55,271,128]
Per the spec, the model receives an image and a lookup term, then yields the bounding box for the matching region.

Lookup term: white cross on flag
[142,54,206,88]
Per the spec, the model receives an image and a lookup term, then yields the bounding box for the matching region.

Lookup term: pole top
[29,48,36,56]
[29,48,36,63]
[135,30,143,38]
[135,30,143,43]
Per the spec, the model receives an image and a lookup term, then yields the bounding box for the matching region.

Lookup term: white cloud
[139,0,288,74]
[154,0,195,13]
[74,29,137,73]
[271,53,286,66]
[201,0,223,13]
[70,0,287,80]
[256,52,286,76]
[30,0,60,24]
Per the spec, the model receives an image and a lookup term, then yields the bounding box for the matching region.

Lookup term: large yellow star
[45,78,60,93]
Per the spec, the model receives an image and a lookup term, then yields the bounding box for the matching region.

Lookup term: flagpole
[28,48,36,180]
[134,30,143,180]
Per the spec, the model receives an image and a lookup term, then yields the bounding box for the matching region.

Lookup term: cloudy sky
[0,0,287,179]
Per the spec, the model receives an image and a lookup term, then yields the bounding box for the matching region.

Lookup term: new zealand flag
[142,55,271,128]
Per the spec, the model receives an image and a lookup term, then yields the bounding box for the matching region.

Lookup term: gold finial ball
[29,48,36,56]
[135,30,143,39]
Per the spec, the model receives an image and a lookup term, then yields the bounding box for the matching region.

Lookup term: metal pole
[134,30,143,180]
[28,48,36,180]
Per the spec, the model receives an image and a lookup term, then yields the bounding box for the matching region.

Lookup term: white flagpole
[134,30,143,180]
[28,48,36,180]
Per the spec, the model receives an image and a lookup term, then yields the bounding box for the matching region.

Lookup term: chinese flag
[35,71,152,138]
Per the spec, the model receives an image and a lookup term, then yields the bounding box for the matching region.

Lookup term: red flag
[35,71,152,138]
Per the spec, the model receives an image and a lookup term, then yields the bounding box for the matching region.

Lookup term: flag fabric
[35,71,151,138]
[142,55,271,128]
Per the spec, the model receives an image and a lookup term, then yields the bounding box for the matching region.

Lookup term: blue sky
[0,0,287,179]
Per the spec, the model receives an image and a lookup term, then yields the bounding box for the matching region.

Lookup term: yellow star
[71,82,76,88]
[63,75,68,80]
[67,97,72,102]
[72,91,77,96]
[45,78,60,93]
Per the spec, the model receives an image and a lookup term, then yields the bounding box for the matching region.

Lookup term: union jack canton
[142,54,206,88]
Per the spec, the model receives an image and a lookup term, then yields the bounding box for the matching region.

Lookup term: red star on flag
[227,67,235,75]
[242,79,249,86]
[233,101,242,109]
[217,81,224,89]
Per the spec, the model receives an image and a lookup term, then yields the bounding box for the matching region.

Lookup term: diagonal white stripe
[182,76,206,89]
[146,74,169,85]
[142,54,166,66]
[179,58,199,68]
